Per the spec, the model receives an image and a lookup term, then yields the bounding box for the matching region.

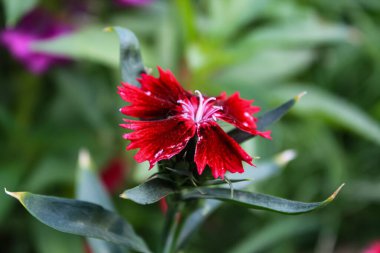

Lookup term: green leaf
[228,217,319,253]
[215,49,314,86]
[31,219,83,253]
[176,154,296,250]
[6,190,151,253]
[2,0,38,27]
[106,26,145,86]
[228,93,304,143]
[32,26,119,67]
[76,149,114,211]
[76,150,126,253]
[272,85,380,145]
[239,15,352,49]
[181,184,344,214]
[120,178,175,205]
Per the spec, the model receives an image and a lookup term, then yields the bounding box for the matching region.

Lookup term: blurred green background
[1,0,380,252]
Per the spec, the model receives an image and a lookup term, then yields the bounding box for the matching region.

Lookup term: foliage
[1,0,380,252]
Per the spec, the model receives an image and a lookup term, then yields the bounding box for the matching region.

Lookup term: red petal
[121,116,196,168]
[194,121,253,179]
[138,66,190,104]
[216,92,271,139]
[118,82,175,119]
[118,66,190,119]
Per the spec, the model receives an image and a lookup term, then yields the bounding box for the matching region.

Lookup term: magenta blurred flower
[114,0,154,7]
[0,9,72,74]
[363,241,380,253]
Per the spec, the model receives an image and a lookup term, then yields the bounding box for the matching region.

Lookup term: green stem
[162,201,184,253]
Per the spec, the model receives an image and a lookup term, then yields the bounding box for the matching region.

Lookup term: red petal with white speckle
[194,121,253,179]
[121,116,196,168]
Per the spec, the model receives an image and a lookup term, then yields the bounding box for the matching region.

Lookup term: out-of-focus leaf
[228,217,319,253]
[6,191,151,253]
[31,219,83,253]
[239,16,352,49]
[228,94,303,143]
[24,157,74,192]
[76,149,114,211]
[76,150,126,253]
[176,152,296,250]
[2,0,38,27]
[32,26,119,67]
[107,26,145,86]
[120,178,175,205]
[271,85,380,145]
[216,49,314,86]
[181,184,344,214]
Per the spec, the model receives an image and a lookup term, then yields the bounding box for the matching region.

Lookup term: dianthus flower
[118,67,271,179]
[0,9,72,74]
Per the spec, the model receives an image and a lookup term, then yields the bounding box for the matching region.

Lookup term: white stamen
[244,112,250,117]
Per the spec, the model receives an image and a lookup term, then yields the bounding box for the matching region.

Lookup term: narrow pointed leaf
[107,26,145,86]
[181,184,344,215]
[176,156,295,251]
[120,178,175,205]
[228,93,304,143]
[6,190,151,253]
[76,150,126,253]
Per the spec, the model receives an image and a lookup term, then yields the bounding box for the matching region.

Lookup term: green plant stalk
[162,200,185,253]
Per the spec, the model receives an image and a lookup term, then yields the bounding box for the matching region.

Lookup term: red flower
[118,67,270,179]
[363,241,380,253]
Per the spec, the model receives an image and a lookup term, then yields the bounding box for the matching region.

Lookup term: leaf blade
[181,184,344,215]
[107,26,145,86]
[120,178,175,205]
[6,190,151,253]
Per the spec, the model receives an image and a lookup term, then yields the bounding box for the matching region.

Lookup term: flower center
[177,90,223,123]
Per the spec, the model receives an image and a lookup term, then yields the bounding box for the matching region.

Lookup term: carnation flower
[118,67,270,179]
[0,9,72,74]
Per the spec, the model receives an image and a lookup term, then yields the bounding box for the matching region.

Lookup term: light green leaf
[6,190,151,253]
[32,26,119,67]
[2,0,38,27]
[120,178,175,205]
[272,85,380,145]
[228,217,319,253]
[216,49,314,86]
[239,16,352,49]
[181,184,344,214]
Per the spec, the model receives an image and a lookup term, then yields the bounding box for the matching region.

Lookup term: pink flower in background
[363,241,380,253]
[114,0,154,7]
[0,9,72,74]
[118,67,270,179]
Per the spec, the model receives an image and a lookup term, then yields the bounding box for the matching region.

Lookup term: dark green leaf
[107,26,145,86]
[6,191,151,253]
[2,0,38,27]
[228,93,304,143]
[76,150,126,253]
[181,184,344,214]
[176,199,220,250]
[176,155,296,251]
[120,178,175,205]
